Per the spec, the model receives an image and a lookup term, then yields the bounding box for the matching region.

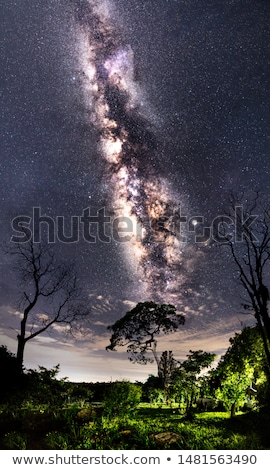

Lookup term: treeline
[1,325,269,418]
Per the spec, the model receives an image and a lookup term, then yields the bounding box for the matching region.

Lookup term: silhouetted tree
[158,350,177,389]
[5,240,91,375]
[220,192,270,370]
[142,374,163,403]
[106,301,185,375]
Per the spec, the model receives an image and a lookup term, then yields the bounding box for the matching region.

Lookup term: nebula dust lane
[74,0,187,301]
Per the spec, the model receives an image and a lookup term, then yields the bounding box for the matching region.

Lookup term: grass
[0,403,269,450]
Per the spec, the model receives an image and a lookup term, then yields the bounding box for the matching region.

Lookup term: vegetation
[222,191,270,370]
[171,350,217,414]
[0,346,18,403]
[1,324,269,450]
[1,395,269,450]
[210,326,269,417]
[106,301,185,375]
[103,381,142,417]
[1,228,270,449]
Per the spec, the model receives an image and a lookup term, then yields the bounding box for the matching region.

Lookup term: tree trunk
[16,309,28,375]
[256,312,270,377]
[230,402,236,418]
[260,307,270,348]
[16,334,26,375]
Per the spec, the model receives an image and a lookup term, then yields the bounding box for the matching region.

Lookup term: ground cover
[0,404,269,450]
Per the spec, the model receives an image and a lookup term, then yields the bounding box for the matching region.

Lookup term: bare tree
[5,240,91,374]
[220,192,270,369]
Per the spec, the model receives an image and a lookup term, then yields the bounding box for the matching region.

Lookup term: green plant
[2,431,27,450]
[103,381,142,418]
[44,431,69,450]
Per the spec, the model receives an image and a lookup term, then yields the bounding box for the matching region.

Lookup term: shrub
[0,346,19,404]
[103,381,142,417]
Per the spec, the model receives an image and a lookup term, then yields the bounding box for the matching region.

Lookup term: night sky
[1,0,270,382]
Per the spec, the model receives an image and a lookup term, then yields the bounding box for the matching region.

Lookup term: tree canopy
[106,301,185,371]
[210,326,268,416]
[171,350,216,413]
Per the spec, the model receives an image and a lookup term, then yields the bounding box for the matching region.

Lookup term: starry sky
[0,0,270,382]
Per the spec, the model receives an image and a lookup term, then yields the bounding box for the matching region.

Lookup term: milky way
[73,0,187,301]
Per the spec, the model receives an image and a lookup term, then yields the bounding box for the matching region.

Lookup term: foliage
[106,302,185,371]
[0,356,70,407]
[44,431,70,450]
[2,431,27,450]
[0,346,18,403]
[158,351,177,389]
[1,403,269,450]
[23,365,68,407]
[142,352,178,404]
[142,375,163,403]
[215,369,254,417]
[0,345,17,371]
[211,326,268,416]
[66,383,94,406]
[103,381,142,417]
[181,350,217,374]
[172,350,216,413]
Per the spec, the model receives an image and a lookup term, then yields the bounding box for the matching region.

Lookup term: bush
[0,346,19,403]
[24,365,68,407]
[103,381,142,417]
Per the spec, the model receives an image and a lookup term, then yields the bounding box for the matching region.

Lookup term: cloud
[122,299,136,308]
[0,283,256,383]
